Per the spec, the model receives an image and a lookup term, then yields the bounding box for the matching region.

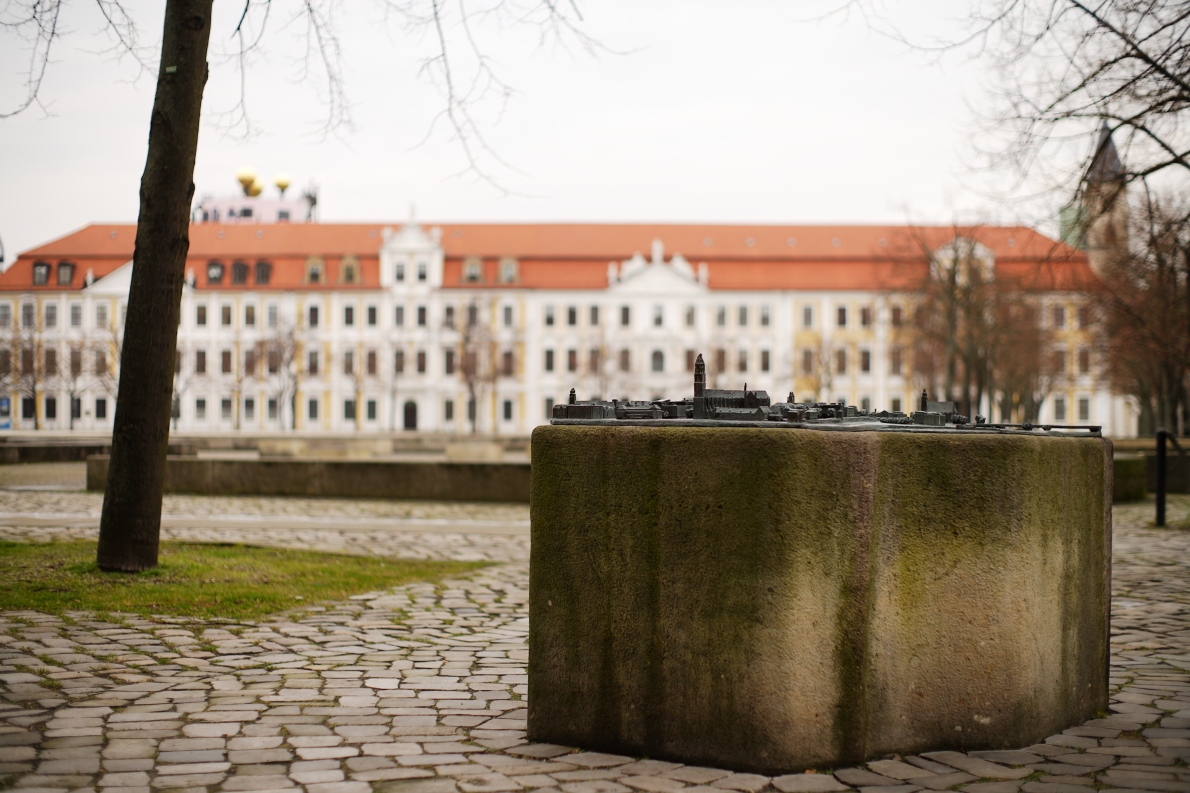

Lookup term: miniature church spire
[920,389,928,412]
[569,388,577,405]
[694,354,706,398]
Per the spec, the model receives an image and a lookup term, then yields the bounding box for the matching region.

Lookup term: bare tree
[458,301,499,435]
[259,324,303,431]
[1,300,48,430]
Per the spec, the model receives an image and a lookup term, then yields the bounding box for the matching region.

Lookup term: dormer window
[207,261,225,285]
[32,261,50,286]
[306,257,324,284]
[240,207,253,219]
[57,261,75,286]
[232,261,249,284]
[341,257,359,285]
[278,210,290,222]
[463,258,483,283]
[254,260,272,285]
[499,258,518,284]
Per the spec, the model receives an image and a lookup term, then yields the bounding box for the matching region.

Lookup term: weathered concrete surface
[528,425,1111,774]
[87,455,530,502]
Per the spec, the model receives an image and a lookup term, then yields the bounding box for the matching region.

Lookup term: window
[57,262,75,286]
[1052,305,1066,328]
[21,347,33,375]
[396,306,405,327]
[1052,348,1067,374]
[71,398,81,420]
[835,349,847,374]
[396,263,405,282]
[468,399,476,422]
[544,349,555,372]
[96,304,110,328]
[416,350,427,373]
[0,305,8,327]
[196,350,207,374]
[503,306,514,327]
[444,350,455,375]
[231,261,249,284]
[500,258,518,284]
[590,305,600,326]
[1077,306,1091,329]
[568,349,578,372]
[70,348,81,377]
[221,399,233,420]
[0,350,10,376]
[344,306,355,326]
[366,350,377,375]
[45,305,57,328]
[860,307,872,327]
[760,305,770,327]
[891,306,903,327]
[308,350,319,376]
[195,398,206,421]
[344,400,356,420]
[207,262,224,284]
[467,304,478,327]
[802,306,813,329]
[308,399,319,420]
[268,399,279,420]
[802,349,813,375]
[21,304,35,328]
[836,306,847,328]
[267,349,280,374]
[245,350,256,375]
[738,349,747,373]
[738,306,748,327]
[761,350,770,372]
[344,351,355,376]
[714,348,726,373]
[33,262,51,285]
[502,351,514,376]
[716,306,726,327]
[367,400,377,421]
[245,398,255,421]
[619,349,630,372]
[417,306,427,327]
[221,350,232,374]
[685,306,695,327]
[686,350,696,372]
[654,306,664,327]
[254,261,272,285]
[503,400,513,421]
[652,350,665,373]
[891,397,902,413]
[267,304,278,327]
[308,305,319,328]
[444,305,456,329]
[341,260,359,284]
[861,349,871,373]
[890,347,902,376]
[445,400,455,421]
[307,260,323,284]
[1078,348,1091,374]
[245,305,256,326]
[1053,396,1067,421]
[544,398,554,419]
[367,305,377,326]
[39,396,56,421]
[44,349,57,375]
[620,306,631,327]
[464,259,483,283]
[1078,397,1090,422]
[417,262,427,282]
[589,349,601,373]
[545,306,556,326]
[70,304,81,327]
[221,305,232,326]
[568,306,578,326]
[395,350,405,374]
[196,305,207,326]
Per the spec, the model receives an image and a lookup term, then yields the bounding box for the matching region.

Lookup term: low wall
[1114,456,1147,502]
[0,441,192,464]
[529,425,1111,773]
[87,456,530,502]
[1146,454,1190,494]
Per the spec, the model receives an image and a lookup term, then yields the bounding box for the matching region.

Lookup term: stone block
[528,426,1111,774]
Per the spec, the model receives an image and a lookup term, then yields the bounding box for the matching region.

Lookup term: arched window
[651,350,665,373]
[403,400,418,431]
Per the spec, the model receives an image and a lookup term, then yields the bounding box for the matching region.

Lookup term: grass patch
[0,540,486,620]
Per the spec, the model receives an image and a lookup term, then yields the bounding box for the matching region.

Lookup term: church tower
[1060,122,1129,274]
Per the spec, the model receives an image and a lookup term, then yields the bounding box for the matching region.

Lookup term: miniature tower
[920,389,928,412]
[569,388,577,405]
[693,354,708,419]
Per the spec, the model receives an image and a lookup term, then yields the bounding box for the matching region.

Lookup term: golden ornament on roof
[248,178,264,197]
[274,173,292,196]
[235,166,257,195]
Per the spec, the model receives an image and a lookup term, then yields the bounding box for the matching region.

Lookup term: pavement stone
[3,494,1190,792]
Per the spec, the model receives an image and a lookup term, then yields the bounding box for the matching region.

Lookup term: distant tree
[457,301,500,435]
[258,324,303,432]
[1,299,48,430]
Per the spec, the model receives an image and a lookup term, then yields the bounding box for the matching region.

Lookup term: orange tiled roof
[3,222,1092,292]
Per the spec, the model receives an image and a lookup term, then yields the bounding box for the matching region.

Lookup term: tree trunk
[96,0,213,572]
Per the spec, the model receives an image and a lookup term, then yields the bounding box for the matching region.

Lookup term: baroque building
[0,200,1135,435]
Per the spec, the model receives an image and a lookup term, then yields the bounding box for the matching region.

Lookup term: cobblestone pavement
[3,494,1190,793]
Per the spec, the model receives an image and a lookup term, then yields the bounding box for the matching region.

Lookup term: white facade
[0,223,1136,436]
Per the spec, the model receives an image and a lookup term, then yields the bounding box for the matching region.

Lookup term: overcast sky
[1,1,1070,259]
